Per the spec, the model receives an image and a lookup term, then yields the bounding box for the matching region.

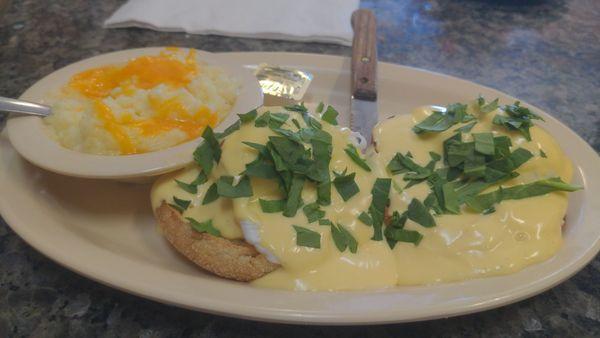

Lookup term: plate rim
[1,51,599,325]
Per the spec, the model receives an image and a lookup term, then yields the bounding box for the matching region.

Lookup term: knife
[350,9,378,146]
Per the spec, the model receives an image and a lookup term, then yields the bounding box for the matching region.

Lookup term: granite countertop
[1,0,599,336]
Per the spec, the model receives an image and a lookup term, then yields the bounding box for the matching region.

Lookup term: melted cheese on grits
[45,47,238,156]
[151,106,573,290]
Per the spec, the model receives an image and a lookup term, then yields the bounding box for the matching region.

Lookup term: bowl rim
[6,47,263,179]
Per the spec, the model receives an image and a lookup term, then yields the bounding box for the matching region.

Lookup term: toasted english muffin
[155,202,278,282]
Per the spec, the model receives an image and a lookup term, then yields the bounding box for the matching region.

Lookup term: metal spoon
[0,96,51,117]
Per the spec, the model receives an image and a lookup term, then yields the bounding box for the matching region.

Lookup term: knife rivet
[361,57,370,63]
[360,77,369,84]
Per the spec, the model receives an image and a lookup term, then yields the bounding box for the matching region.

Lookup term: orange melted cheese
[67,48,219,154]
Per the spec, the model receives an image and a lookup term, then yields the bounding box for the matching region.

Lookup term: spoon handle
[0,96,51,117]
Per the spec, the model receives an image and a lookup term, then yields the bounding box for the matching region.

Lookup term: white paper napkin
[104,0,360,46]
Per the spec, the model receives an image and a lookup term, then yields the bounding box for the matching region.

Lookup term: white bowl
[6,47,263,180]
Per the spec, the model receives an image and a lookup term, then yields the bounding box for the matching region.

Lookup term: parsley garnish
[259,199,285,213]
[473,132,495,155]
[285,103,308,113]
[175,179,198,194]
[316,102,324,114]
[319,219,333,226]
[331,223,358,253]
[169,196,191,213]
[385,227,423,246]
[321,105,339,125]
[283,175,305,217]
[303,202,325,223]
[407,198,436,228]
[383,211,423,248]
[216,175,253,198]
[245,158,278,179]
[238,109,258,123]
[193,126,221,176]
[187,217,221,237]
[344,144,371,172]
[465,177,581,212]
[202,183,219,205]
[540,149,547,158]
[215,120,240,139]
[412,103,473,134]
[333,170,360,201]
[454,121,477,133]
[368,178,391,241]
[492,101,543,141]
[358,211,373,226]
[475,96,499,114]
[293,225,321,248]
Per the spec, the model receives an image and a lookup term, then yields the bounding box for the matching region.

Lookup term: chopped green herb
[254,111,272,127]
[216,175,253,198]
[331,224,358,253]
[168,203,184,213]
[487,148,533,174]
[321,105,339,125]
[442,182,460,214]
[476,97,499,114]
[292,118,301,129]
[358,211,373,226]
[245,158,278,179]
[192,171,208,185]
[193,126,221,175]
[384,227,423,246]
[454,121,477,133]
[407,198,436,228]
[387,152,431,177]
[465,177,581,212]
[540,149,547,158]
[303,203,325,223]
[215,120,240,139]
[259,199,285,213]
[283,175,305,217]
[175,179,197,194]
[172,197,190,211]
[412,103,472,134]
[285,103,308,112]
[429,151,442,162]
[242,141,268,153]
[187,217,221,237]
[293,225,321,248]
[238,109,258,123]
[316,102,324,114]
[317,180,332,206]
[392,180,404,194]
[493,101,543,141]
[344,144,371,172]
[473,132,495,155]
[369,178,391,241]
[202,183,219,205]
[333,171,360,201]
[319,219,333,226]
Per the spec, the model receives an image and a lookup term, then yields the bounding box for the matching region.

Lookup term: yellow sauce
[151,105,573,290]
[66,48,219,154]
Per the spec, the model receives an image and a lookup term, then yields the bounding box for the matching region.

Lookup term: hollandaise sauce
[151,100,579,291]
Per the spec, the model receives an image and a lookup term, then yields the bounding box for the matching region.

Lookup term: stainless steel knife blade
[349,9,378,146]
[350,97,378,146]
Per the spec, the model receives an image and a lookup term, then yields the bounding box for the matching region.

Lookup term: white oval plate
[1,52,599,325]
[6,47,262,179]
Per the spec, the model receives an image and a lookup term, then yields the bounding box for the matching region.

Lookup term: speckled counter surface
[1,0,599,336]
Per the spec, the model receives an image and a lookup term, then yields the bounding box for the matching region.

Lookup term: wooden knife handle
[351,9,377,101]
